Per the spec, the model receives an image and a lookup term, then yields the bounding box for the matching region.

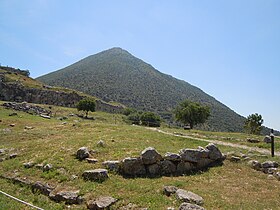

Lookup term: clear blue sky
[1,0,279,130]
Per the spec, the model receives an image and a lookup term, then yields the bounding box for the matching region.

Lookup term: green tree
[244,113,263,135]
[174,100,210,129]
[127,112,141,125]
[76,98,96,118]
[140,112,161,127]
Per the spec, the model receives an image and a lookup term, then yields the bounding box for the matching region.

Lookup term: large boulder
[121,157,146,176]
[76,147,90,160]
[147,163,161,176]
[206,143,223,160]
[141,147,162,165]
[161,160,177,175]
[102,161,120,172]
[177,161,194,175]
[164,152,181,162]
[176,189,204,205]
[179,149,204,163]
[87,196,117,210]
[261,161,279,168]
[82,169,109,182]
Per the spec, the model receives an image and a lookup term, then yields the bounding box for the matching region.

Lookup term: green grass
[1,102,280,209]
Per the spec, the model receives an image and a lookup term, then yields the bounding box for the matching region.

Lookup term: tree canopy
[76,98,96,118]
[140,112,161,127]
[244,113,264,135]
[174,100,210,129]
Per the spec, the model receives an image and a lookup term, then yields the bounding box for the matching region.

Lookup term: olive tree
[76,98,96,118]
[174,100,210,129]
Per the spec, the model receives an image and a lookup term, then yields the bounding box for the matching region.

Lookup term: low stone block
[82,169,109,182]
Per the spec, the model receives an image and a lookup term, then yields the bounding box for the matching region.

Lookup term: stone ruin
[84,143,225,178]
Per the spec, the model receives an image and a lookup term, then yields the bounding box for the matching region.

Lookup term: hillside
[0,65,124,113]
[37,47,245,132]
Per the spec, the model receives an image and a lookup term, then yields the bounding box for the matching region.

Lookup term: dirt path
[146,127,280,156]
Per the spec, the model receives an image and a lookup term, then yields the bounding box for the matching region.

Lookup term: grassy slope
[1,102,280,209]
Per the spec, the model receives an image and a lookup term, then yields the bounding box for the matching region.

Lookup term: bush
[140,112,161,127]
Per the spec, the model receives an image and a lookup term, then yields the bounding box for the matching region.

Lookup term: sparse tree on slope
[244,113,263,135]
[76,98,96,118]
[174,100,210,129]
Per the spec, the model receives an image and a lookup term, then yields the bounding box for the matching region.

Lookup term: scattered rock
[82,169,109,182]
[97,140,105,147]
[176,189,204,205]
[267,174,275,180]
[247,138,260,143]
[23,161,35,168]
[3,128,12,133]
[119,203,147,210]
[24,126,33,130]
[9,124,16,127]
[76,147,90,160]
[274,172,280,181]
[263,135,272,143]
[102,161,120,172]
[141,147,162,165]
[9,153,18,159]
[248,160,261,171]
[43,164,53,171]
[40,114,51,119]
[9,112,18,116]
[86,158,98,164]
[49,190,83,204]
[179,202,205,210]
[35,163,44,170]
[0,149,6,154]
[71,175,78,180]
[32,181,55,196]
[163,186,178,196]
[229,156,241,162]
[87,196,117,210]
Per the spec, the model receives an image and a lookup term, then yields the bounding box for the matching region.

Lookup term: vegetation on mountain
[244,113,264,135]
[174,100,210,129]
[76,98,96,118]
[36,47,263,132]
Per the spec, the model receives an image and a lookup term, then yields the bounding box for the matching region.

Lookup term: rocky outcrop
[0,76,123,113]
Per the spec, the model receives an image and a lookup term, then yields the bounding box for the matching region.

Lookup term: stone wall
[0,77,123,114]
[101,144,225,177]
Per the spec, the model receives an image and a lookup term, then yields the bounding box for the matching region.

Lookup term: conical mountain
[37,47,245,132]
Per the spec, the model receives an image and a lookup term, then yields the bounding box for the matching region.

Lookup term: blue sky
[1,0,279,130]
